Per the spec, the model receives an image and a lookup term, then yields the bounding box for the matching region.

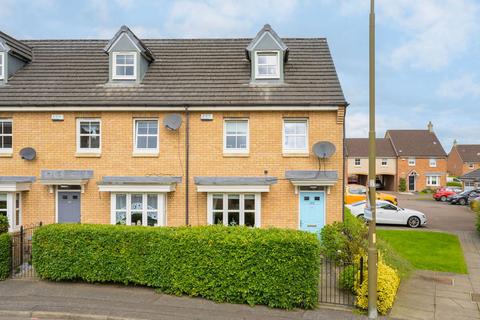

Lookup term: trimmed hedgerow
[0,233,10,280]
[33,224,321,309]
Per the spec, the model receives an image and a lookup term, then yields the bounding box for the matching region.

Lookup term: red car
[433,187,462,202]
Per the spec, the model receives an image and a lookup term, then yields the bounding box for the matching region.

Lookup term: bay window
[426,175,440,187]
[112,193,165,226]
[208,193,260,227]
[0,192,21,229]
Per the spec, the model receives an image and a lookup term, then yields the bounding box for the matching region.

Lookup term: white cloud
[436,74,480,99]
[381,0,479,70]
[346,109,411,138]
[163,0,298,38]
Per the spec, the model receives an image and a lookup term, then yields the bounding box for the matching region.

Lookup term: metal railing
[10,222,42,279]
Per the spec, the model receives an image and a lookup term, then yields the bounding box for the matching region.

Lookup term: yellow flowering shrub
[354,256,400,315]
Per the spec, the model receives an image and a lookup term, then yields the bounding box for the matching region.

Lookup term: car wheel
[440,196,447,202]
[357,214,366,223]
[459,198,466,205]
[407,216,421,228]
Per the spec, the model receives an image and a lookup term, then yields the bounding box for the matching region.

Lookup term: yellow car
[345,184,398,205]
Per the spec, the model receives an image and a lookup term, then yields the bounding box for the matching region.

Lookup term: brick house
[447,143,480,177]
[386,122,447,192]
[346,122,447,192]
[0,25,348,232]
[345,138,397,191]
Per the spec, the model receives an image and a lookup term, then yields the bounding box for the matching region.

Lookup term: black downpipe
[185,106,190,225]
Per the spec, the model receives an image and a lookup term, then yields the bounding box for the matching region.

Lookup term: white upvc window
[429,158,437,167]
[408,158,416,166]
[354,158,361,166]
[255,51,280,79]
[112,52,137,80]
[426,175,440,187]
[134,119,159,154]
[283,119,308,153]
[224,119,249,153]
[381,159,388,166]
[0,192,21,230]
[0,193,6,222]
[76,118,101,153]
[208,193,261,227]
[0,52,4,80]
[0,119,12,153]
[111,193,165,226]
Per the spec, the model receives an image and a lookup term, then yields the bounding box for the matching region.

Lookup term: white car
[346,200,427,228]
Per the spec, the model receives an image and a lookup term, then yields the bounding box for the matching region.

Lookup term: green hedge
[33,224,321,309]
[446,181,462,187]
[0,233,10,280]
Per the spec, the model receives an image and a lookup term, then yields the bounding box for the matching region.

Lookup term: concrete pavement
[0,279,366,320]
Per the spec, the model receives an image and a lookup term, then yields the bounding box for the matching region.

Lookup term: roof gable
[104,25,155,62]
[0,30,32,62]
[246,24,288,61]
[386,130,446,157]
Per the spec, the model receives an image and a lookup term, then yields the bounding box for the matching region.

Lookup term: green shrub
[399,178,406,192]
[33,224,321,309]
[446,181,462,187]
[339,265,356,292]
[320,208,367,264]
[0,233,10,280]
[0,216,8,234]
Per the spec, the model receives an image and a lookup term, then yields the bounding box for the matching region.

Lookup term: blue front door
[299,192,325,234]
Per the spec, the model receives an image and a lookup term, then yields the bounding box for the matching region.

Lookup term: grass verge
[377,230,467,274]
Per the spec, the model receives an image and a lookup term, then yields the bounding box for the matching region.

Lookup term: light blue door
[300,192,325,234]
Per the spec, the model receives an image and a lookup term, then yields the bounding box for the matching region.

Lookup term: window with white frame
[426,175,440,187]
[283,119,308,153]
[13,193,21,228]
[77,118,101,153]
[134,119,158,153]
[0,52,4,80]
[209,193,259,227]
[408,158,416,166]
[381,159,388,166]
[0,194,6,221]
[429,158,437,167]
[354,158,361,166]
[112,193,164,226]
[113,52,136,80]
[224,119,248,153]
[0,119,12,152]
[255,52,280,79]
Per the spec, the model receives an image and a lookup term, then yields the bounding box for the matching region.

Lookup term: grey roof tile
[0,31,32,61]
[285,170,338,181]
[346,138,396,157]
[0,38,346,107]
[98,176,181,185]
[386,130,446,157]
[194,176,277,185]
[460,169,480,181]
[0,176,35,183]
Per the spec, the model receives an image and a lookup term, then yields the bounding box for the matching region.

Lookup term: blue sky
[0,0,478,151]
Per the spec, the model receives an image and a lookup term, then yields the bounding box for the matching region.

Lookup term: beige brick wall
[0,110,344,228]
[397,157,447,191]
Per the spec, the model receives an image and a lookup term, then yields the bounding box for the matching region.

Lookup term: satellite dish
[163,114,182,131]
[20,147,36,161]
[313,141,336,159]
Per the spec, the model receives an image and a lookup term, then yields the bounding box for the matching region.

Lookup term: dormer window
[0,52,4,80]
[113,52,136,80]
[255,52,280,79]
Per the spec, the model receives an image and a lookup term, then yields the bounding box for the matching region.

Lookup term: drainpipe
[342,106,347,221]
[185,105,190,226]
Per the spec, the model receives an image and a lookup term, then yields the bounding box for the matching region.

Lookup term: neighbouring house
[458,169,480,191]
[386,122,447,192]
[345,138,397,191]
[447,142,480,177]
[346,122,447,192]
[0,25,348,233]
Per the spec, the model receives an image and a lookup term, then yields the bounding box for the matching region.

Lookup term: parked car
[345,184,398,205]
[433,187,462,202]
[449,189,480,205]
[346,200,427,228]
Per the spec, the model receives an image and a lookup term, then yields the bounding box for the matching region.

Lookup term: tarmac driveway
[391,193,476,232]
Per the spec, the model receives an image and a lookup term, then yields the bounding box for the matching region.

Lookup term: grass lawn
[377,230,468,274]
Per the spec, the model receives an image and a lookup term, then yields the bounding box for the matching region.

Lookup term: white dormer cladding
[103,25,155,84]
[246,24,288,83]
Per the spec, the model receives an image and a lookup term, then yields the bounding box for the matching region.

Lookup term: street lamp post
[368,0,378,319]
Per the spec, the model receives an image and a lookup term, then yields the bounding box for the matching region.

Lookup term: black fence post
[19,225,24,269]
[359,256,364,285]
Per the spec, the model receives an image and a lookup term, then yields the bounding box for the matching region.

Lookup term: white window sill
[0,152,13,158]
[223,153,249,158]
[76,152,101,158]
[282,152,309,158]
[132,152,159,158]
